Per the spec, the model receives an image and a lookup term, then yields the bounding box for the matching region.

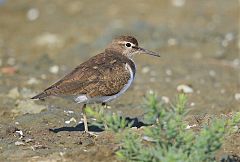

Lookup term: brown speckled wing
[32,52,135,99]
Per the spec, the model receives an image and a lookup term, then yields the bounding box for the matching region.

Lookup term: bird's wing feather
[32,52,133,99]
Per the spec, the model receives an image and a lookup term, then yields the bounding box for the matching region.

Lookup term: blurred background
[0,0,239,123]
[0,0,239,160]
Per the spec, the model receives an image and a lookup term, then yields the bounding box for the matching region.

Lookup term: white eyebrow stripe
[119,41,135,46]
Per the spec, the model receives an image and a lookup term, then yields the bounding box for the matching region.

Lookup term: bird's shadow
[49,117,148,133]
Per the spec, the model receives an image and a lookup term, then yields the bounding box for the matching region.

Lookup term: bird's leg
[82,104,88,133]
[101,102,108,130]
[102,102,107,108]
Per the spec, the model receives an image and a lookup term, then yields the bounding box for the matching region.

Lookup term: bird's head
[106,35,160,58]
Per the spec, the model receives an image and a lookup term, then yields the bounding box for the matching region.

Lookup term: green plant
[85,106,132,133]
[86,93,240,162]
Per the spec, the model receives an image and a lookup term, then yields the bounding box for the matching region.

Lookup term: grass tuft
[86,92,240,161]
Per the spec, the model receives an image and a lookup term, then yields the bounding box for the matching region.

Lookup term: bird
[31,35,160,133]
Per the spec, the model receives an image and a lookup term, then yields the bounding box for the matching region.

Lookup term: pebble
[167,38,178,46]
[165,69,172,76]
[150,77,156,82]
[142,135,156,142]
[27,8,39,21]
[225,32,234,41]
[161,96,170,103]
[49,65,59,74]
[7,87,20,99]
[27,77,39,85]
[65,117,77,124]
[1,66,17,75]
[190,102,195,107]
[15,141,25,146]
[177,84,193,93]
[131,127,138,130]
[235,93,240,101]
[64,110,74,114]
[209,70,216,77]
[193,52,202,59]
[41,74,47,79]
[16,130,24,139]
[232,59,240,67]
[220,89,225,94]
[25,138,34,143]
[221,39,229,47]
[35,33,63,48]
[141,66,150,74]
[186,124,197,130]
[7,57,15,65]
[12,100,46,114]
[171,0,185,7]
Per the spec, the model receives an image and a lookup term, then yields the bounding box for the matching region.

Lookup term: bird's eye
[125,42,132,48]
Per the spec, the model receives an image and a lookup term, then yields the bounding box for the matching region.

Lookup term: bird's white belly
[74,63,135,104]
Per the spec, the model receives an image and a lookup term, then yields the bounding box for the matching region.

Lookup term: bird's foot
[102,103,111,109]
[83,130,99,137]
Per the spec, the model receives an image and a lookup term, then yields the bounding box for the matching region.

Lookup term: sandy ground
[0,0,239,161]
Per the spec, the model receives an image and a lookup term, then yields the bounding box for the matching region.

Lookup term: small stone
[12,100,46,114]
[7,87,20,99]
[193,52,202,59]
[15,141,25,146]
[177,84,193,93]
[69,117,77,123]
[142,136,156,142]
[7,57,15,65]
[167,38,178,46]
[40,74,47,79]
[25,138,34,143]
[150,77,156,82]
[171,0,185,7]
[186,124,197,129]
[64,110,74,114]
[27,77,39,85]
[209,70,216,77]
[27,8,39,21]
[16,130,23,136]
[221,39,228,47]
[235,93,240,101]
[220,89,225,94]
[190,102,195,107]
[59,152,65,156]
[65,117,77,124]
[141,66,150,74]
[161,96,170,103]
[225,32,234,41]
[65,120,70,124]
[131,127,137,130]
[49,65,59,74]
[232,59,240,67]
[165,69,172,76]
[35,33,63,48]
[1,66,17,75]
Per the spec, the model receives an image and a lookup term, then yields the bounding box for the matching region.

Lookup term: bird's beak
[133,46,160,57]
